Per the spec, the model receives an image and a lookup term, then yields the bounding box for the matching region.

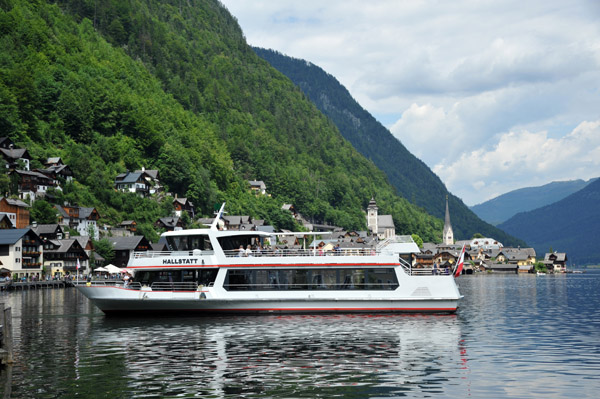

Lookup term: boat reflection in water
[82,313,465,398]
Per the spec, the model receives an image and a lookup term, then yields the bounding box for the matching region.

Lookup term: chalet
[30,223,64,240]
[496,248,537,272]
[108,236,151,268]
[37,158,74,185]
[9,169,55,199]
[55,205,100,239]
[0,228,43,279]
[115,171,148,196]
[155,217,183,231]
[120,220,137,233]
[134,168,162,194]
[0,214,14,229]
[173,197,194,218]
[0,197,30,228]
[248,180,267,195]
[0,145,31,171]
[0,137,14,149]
[544,252,568,273]
[43,238,89,277]
[223,215,252,230]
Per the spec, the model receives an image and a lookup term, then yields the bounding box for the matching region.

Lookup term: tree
[95,238,115,264]
[411,234,423,248]
[30,199,58,224]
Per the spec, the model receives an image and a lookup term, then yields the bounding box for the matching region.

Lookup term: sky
[219,0,600,206]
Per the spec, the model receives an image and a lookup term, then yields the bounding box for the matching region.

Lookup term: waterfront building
[43,238,88,277]
[543,252,568,273]
[0,228,43,279]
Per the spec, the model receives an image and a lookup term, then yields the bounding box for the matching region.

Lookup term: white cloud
[435,121,600,205]
[221,0,600,204]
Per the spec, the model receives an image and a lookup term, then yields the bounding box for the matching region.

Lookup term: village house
[496,247,537,272]
[543,252,568,273]
[134,168,162,195]
[155,216,183,231]
[248,180,267,195]
[37,157,74,185]
[9,169,55,199]
[43,238,89,278]
[0,138,31,171]
[0,197,30,228]
[30,223,64,241]
[173,197,194,218]
[114,171,151,197]
[0,228,43,280]
[108,236,151,268]
[0,214,13,229]
[55,205,100,240]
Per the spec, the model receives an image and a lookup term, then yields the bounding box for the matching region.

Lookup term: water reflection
[80,314,464,398]
[3,273,600,398]
[2,288,465,398]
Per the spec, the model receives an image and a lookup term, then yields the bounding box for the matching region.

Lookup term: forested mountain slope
[253,47,524,246]
[0,0,444,241]
[471,179,595,225]
[498,178,600,265]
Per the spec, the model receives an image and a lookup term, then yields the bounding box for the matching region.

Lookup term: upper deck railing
[132,248,384,259]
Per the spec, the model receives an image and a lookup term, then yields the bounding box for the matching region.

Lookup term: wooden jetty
[0,280,68,291]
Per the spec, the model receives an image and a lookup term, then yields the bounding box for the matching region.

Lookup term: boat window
[166,235,212,251]
[217,235,262,251]
[223,268,399,291]
[133,269,219,286]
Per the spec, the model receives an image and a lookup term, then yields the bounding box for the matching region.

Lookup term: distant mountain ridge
[471,179,596,225]
[253,47,524,246]
[498,178,600,265]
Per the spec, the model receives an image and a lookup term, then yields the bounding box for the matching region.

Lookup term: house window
[15,246,20,252]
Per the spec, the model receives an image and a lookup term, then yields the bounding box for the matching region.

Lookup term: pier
[0,280,68,291]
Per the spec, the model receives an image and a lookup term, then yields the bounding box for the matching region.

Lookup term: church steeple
[367,197,378,236]
[443,195,454,245]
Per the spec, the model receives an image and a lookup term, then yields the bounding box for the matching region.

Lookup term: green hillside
[0,0,444,241]
[253,48,525,246]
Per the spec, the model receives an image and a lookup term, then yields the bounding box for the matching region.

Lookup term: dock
[0,280,68,291]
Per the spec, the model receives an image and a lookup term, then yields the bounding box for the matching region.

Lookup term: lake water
[1,271,599,398]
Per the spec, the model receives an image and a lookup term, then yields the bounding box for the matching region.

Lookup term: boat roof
[161,229,273,238]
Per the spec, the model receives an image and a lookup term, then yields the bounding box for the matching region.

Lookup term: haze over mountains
[253,48,524,246]
[498,178,600,265]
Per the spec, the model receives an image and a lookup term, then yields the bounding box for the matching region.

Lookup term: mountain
[253,47,525,247]
[471,179,595,225]
[0,0,445,241]
[498,178,600,265]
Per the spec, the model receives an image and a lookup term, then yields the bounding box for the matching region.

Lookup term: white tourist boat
[76,205,463,315]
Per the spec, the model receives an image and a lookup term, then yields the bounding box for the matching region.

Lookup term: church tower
[367,197,378,236]
[443,195,454,245]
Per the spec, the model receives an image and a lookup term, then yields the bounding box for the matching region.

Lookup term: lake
[1,271,599,398]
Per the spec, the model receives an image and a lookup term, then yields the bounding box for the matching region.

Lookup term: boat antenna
[210,202,226,231]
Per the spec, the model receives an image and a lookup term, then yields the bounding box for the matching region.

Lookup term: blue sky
[220,0,600,206]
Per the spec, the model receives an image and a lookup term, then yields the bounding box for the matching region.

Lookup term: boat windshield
[166,235,213,251]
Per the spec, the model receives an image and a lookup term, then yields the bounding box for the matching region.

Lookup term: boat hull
[76,285,460,315]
